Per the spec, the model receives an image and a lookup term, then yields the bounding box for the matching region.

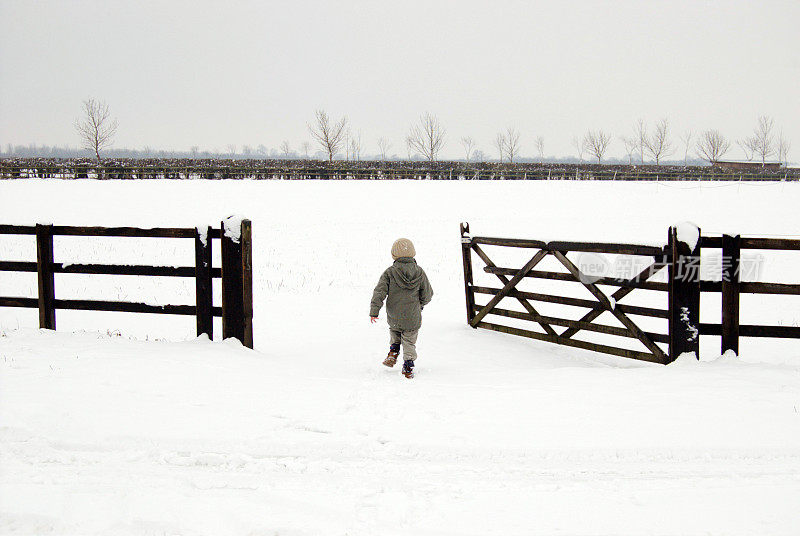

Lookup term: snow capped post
[221,216,253,349]
[194,225,213,339]
[668,223,701,362]
[35,223,56,330]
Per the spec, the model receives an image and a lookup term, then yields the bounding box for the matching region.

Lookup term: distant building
[712,160,782,171]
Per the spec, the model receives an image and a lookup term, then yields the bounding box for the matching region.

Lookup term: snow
[2,179,800,534]
[675,221,701,251]
[223,214,245,243]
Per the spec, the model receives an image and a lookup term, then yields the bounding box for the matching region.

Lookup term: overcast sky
[1,0,798,160]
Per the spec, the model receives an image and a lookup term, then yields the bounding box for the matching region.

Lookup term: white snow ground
[2,179,800,535]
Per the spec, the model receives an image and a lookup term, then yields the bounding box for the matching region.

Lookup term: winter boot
[402,360,415,379]
[383,343,400,367]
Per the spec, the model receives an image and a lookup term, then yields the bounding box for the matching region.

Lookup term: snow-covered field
[2,179,800,535]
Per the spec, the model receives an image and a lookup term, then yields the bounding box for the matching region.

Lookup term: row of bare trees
[72,98,791,166]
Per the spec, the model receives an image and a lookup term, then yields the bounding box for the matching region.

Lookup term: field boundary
[0,218,253,348]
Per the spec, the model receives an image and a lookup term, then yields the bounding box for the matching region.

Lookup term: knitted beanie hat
[391,238,416,260]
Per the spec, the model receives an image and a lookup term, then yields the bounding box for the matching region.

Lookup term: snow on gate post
[221,217,253,349]
[667,223,701,363]
[460,222,476,325]
[194,226,213,339]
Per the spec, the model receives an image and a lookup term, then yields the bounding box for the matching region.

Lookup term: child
[369,238,433,378]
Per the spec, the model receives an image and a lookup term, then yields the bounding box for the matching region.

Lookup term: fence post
[194,226,213,339]
[721,234,741,356]
[221,217,253,348]
[460,222,476,325]
[667,224,701,362]
[35,223,56,330]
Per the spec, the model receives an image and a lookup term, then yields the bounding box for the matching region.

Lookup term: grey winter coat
[370,258,433,331]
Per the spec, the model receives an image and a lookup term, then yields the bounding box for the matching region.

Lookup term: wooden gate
[460,223,703,364]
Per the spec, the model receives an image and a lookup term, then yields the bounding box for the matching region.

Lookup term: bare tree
[535,136,545,164]
[583,130,611,164]
[377,137,391,160]
[190,146,199,158]
[461,136,476,162]
[696,129,731,163]
[776,131,791,166]
[473,149,486,163]
[743,115,776,166]
[738,138,756,161]
[503,127,521,163]
[242,145,252,158]
[349,130,362,161]
[678,130,693,165]
[73,98,118,161]
[301,141,311,159]
[226,144,237,158]
[406,113,446,162]
[571,136,585,163]
[494,133,506,163]
[280,140,291,158]
[256,144,268,157]
[308,109,348,162]
[634,119,647,164]
[620,136,637,165]
[644,118,673,165]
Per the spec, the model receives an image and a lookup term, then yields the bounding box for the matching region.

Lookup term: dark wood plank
[559,260,668,339]
[0,224,37,235]
[460,223,476,324]
[36,224,56,330]
[471,236,548,248]
[552,250,667,361]
[740,282,800,295]
[721,234,740,355]
[476,321,667,364]
[240,219,254,349]
[546,241,664,257]
[470,249,550,327]
[0,261,38,272]
[472,285,669,318]
[700,236,722,248]
[0,296,38,308]
[474,304,669,344]
[739,324,800,338]
[195,226,213,339]
[668,225,702,362]
[54,299,196,315]
[483,266,668,291]
[740,237,800,250]
[50,226,196,238]
[472,244,559,336]
[221,219,245,344]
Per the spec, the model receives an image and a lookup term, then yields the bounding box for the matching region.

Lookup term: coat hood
[389,258,424,290]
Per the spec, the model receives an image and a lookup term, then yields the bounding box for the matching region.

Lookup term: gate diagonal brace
[560,260,667,339]
[552,251,667,361]
[471,244,558,336]
[470,248,554,331]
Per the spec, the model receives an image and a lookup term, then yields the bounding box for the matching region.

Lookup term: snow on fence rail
[460,223,800,364]
[0,218,253,348]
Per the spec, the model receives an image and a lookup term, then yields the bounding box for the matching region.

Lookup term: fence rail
[461,223,800,364]
[0,219,253,348]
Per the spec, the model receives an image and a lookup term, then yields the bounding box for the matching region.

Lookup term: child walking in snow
[370,238,433,378]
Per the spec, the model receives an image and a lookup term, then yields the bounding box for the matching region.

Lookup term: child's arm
[419,269,434,308]
[369,270,390,319]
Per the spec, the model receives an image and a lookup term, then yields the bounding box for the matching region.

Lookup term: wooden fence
[0,218,253,348]
[460,223,800,364]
